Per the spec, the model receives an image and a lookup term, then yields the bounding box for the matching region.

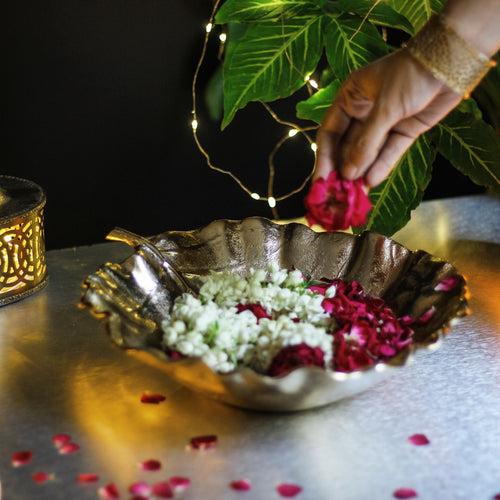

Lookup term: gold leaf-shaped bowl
[81,218,468,412]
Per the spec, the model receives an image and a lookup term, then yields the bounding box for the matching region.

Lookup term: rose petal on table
[394,487,418,498]
[230,479,252,491]
[408,434,430,446]
[277,483,303,497]
[32,472,54,483]
[59,442,80,454]
[152,481,173,498]
[189,434,218,450]
[98,483,120,499]
[139,459,162,471]
[11,450,33,467]
[140,392,166,404]
[77,473,100,483]
[169,476,191,491]
[434,276,459,292]
[129,481,152,497]
[52,433,71,449]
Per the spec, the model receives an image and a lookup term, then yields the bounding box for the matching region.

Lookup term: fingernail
[342,164,359,180]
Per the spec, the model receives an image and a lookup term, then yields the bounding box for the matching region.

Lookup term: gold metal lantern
[0,176,47,306]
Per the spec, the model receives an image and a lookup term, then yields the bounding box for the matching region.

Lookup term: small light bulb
[268,196,276,208]
[191,119,198,131]
[310,142,317,152]
[309,79,319,89]
[205,22,213,33]
[250,192,260,200]
[288,128,298,137]
[219,33,227,42]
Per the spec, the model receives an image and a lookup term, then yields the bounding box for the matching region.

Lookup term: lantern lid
[0,176,46,225]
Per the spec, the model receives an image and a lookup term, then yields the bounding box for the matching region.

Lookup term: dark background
[4,1,483,250]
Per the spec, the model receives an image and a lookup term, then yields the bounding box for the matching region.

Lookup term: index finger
[314,102,351,180]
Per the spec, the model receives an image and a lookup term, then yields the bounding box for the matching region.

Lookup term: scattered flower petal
[129,481,152,497]
[394,488,418,498]
[77,473,99,483]
[59,442,80,454]
[152,481,173,498]
[190,434,218,450]
[139,459,162,471]
[140,392,166,404]
[408,434,430,446]
[434,276,459,292]
[277,483,303,497]
[11,450,33,467]
[32,472,54,483]
[169,476,191,491]
[52,433,71,449]
[230,479,252,491]
[98,483,120,499]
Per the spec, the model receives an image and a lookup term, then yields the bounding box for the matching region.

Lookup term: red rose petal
[394,488,418,498]
[11,450,33,467]
[140,392,166,404]
[77,473,100,483]
[493,494,500,500]
[190,434,218,450]
[99,483,120,499]
[129,481,152,497]
[32,472,54,484]
[408,434,430,446]
[230,479,252,491]
[169,476,191,491]
[304,171,371,231]
[59,442,80,454]
[277,483,303,497]
[152,481,173,498]
[52,433,71,448]
[434,276,459,292]
[139,459,162,471]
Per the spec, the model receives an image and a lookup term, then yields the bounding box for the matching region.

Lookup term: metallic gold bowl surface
[81,218,468,411]
[0,176,47,306]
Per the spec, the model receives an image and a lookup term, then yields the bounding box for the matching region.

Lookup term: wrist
[442,1,500,57]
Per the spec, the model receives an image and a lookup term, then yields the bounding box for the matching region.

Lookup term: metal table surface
[0,195,499,500]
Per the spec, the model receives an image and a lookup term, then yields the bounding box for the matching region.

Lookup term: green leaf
[389,0,443,31]
[222,15,323,129]
[432,109,500,189]
[336,0,414,34]
[205,66,224,122]
[324,15,387,81]
[296,80,341,123]
[364,136,435,235]
[215,0,317,23]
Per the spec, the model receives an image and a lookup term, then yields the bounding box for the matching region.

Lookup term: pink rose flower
[304,171,372,231]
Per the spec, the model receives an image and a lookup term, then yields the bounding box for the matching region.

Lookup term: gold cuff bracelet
[405,14,496,97]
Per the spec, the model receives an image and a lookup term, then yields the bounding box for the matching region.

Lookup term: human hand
[315,49,462,186]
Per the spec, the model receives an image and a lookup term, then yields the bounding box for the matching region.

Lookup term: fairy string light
[190,0,320,212]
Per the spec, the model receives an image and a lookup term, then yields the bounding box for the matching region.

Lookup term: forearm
[442,0,500,56]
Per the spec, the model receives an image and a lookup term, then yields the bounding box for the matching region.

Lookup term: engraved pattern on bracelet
[406,14,496,97]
